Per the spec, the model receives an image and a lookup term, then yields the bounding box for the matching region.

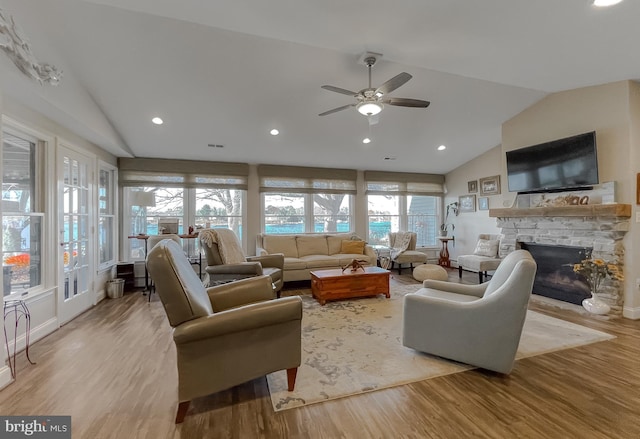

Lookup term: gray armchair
[146,239,302,423]
[199,229,284,296]
[402,250,537,374]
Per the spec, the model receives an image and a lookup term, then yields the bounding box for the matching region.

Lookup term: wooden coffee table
[310,266,390,305]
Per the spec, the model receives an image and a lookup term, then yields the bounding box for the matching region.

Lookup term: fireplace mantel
[489,203,631,218]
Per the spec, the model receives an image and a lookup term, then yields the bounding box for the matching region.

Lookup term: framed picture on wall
[480,175,501,195]
[459,195,476,213]
[467,180,478,193]
[478,197,489,211]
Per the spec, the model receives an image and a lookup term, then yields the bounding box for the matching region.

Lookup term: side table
[438,237,455,268]
[3,299,36,378]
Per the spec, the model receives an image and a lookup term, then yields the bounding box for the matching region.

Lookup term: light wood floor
[1,269,639,438]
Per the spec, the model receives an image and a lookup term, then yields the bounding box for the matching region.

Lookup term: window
[313,194,351,233]
[2,130,44,297]
[127,187,184,259]
[407,195,438,247]
[195,188,244,237]
[367,195,400,246]
[264,193,306,234]
[365,171,444,247]
[98,163,117,269]
[119,158,249,260]
[259,165,356,234]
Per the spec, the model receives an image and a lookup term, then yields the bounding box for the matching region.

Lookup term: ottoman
[413,264,448,282]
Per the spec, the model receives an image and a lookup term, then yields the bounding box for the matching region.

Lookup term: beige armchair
[402,250,537,374]
[146,234,182,302]
[199,229,284,296]
[388,232,428,274]
[457,234,503,283]
[146,239,302,423]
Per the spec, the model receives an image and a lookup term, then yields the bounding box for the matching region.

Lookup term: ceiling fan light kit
[357,102,383,116]
[319,52,430,118]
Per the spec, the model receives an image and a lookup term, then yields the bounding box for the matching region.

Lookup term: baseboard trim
[4,317,59,361]
[0,365,13,390]
[622,305,640,320]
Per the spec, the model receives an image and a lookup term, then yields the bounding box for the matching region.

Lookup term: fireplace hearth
[519,242,591,305]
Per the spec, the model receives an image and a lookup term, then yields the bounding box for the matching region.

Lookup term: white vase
[582,292,610,315]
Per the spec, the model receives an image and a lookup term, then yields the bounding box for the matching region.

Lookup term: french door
[57,145,94,324]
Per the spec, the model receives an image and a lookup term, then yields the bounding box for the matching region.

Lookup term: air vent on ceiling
[207,144,224,148]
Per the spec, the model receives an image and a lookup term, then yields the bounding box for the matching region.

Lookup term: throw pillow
[473,239,499,258]
[340,240,365,255]
[349,234,367,243]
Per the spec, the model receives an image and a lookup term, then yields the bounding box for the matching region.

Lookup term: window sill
[3,286,56,303]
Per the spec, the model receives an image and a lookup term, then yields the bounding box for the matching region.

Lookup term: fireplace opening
[519,242,592,305]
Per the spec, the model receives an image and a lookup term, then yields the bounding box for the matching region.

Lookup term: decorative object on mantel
[459,194,476,213]
[514,181,616,209]
[467,180,478,193]
[0,7,62,85]
[572,258,624,315]
[479,175,501,195]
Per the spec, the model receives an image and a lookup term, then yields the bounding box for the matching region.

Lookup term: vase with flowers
[572,257,623,314]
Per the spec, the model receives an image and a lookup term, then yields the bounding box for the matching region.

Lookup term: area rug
[267,284,615,411]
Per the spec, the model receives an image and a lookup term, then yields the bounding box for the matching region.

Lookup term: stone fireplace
[489,204,630,314]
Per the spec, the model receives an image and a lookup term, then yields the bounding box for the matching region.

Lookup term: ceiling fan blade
[319,104,355,116]
[321,85,358,96]
[375,72,412,96]
[382,97,430,108]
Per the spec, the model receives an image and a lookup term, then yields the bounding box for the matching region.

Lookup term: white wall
[444,145,503,261]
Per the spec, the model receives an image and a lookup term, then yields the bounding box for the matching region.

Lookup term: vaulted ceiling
[1,0,639,173]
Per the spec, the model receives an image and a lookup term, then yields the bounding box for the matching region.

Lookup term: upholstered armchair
[457,234,503,283]
[199,228,284,296]
[402,250,537,374]
[388,231,428,274]
[146,239,302,423]
[146,234,182,301]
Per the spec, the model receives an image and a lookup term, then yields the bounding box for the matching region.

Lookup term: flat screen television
[506,131,599,193]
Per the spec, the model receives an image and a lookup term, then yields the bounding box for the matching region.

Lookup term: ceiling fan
[319,53,430,120]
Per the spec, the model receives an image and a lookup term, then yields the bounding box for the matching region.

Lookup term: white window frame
[97,161,118,270]
[1,117,54,300]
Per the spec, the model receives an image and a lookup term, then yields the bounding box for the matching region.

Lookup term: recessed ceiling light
[437,145,447,151]
[270,128,279,136]
[362,137,371,144]
[593,0,623,6]
[151,117,163,125]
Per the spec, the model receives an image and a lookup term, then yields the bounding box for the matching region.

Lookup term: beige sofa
[256,233,377,282]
